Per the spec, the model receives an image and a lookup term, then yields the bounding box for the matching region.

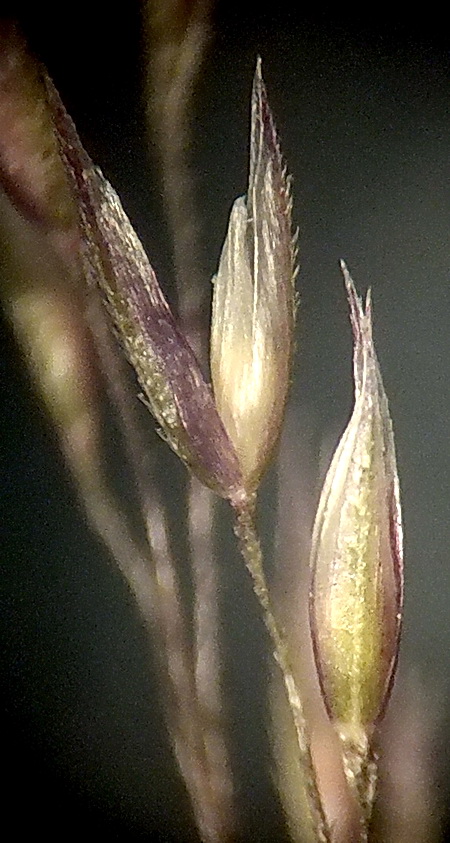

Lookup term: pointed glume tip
[339,258,352,291]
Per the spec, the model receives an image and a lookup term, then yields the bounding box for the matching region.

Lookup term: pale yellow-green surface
[310,270,402,734]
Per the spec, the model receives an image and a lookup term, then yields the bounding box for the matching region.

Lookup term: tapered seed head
[309,263,403,751]
[210,58,297,493]
[45,77,244,501]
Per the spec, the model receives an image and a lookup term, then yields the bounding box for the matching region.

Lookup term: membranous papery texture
[310,265,403,736]
[211,198,281,485]
[46,78,243,500]
[211,59,296,491]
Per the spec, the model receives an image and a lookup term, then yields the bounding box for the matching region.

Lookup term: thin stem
[145,495,227,843]
[189,476,235,840]
[232,494,331,843]
[144,0,212,363]
[87,297,232,842]
[340,734,378,843]
[78,461,230,843]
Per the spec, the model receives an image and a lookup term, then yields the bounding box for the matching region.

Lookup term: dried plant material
[211,58,297,492]
[309,262,403,820]
[0,21,413,840]
[44,80,244,502]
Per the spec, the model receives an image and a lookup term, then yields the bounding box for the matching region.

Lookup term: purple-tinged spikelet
[45,79,244,500]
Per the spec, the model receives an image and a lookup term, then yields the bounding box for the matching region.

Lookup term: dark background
[2,5,450,840]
